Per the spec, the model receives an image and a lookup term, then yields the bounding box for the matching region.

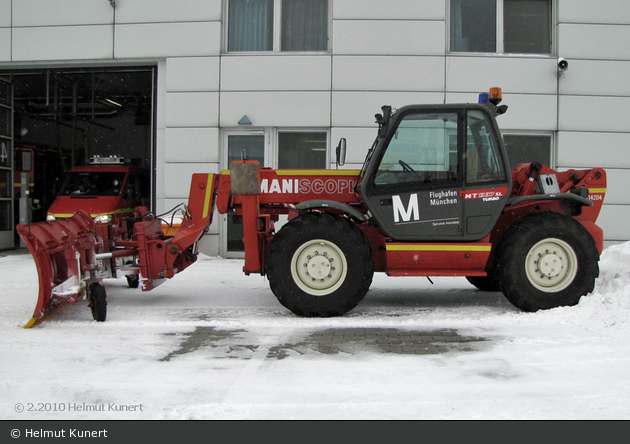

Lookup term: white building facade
[0,0,628,254]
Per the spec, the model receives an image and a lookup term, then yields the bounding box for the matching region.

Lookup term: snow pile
[598,241,630,286]
[580,241,630,334]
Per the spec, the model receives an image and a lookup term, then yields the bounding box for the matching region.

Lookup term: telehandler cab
[16,88,606,327]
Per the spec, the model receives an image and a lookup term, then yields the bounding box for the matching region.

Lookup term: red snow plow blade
[16,210,100,328]
[16,173,219,328]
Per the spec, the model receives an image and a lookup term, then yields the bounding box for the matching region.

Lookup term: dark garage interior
[4,65,156,239]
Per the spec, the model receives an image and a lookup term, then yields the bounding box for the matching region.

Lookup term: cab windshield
[59,172,126,197]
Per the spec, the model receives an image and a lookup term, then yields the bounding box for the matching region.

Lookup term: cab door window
[465,110,507,184]
[374,112,459,187]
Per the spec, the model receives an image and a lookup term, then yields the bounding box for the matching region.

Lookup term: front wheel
[266,213,374,317]
[496,213,599,312]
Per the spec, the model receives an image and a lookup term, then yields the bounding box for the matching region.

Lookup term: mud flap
[16,210,99,328]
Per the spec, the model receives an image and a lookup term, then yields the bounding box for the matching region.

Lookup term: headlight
[46,214,56,221]
[94,214,112,223]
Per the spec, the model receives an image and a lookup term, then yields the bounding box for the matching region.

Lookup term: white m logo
[392,194,419,223]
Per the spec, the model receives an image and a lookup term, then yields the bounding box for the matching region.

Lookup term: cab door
[461,109,511,237]
[361,105,510,242]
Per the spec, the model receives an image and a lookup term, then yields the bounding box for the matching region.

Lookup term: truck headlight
[46,214,56,221]
[94,215,112,224]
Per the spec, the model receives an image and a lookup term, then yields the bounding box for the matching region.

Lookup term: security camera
[558,58,569,71]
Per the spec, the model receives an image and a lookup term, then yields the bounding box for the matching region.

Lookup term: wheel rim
[290,239,348,296]
[525,238,578,292]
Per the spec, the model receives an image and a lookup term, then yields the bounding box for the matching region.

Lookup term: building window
[450,0,551,54]
[228,0,274,52]
[278,131,327,169]
[502,134,552,170]
[227,0,329,52]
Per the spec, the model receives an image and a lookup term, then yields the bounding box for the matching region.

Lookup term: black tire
[266,213,374,317]
[466,272,501,292]
[88,282,108,322]
[126,274,140,289]
[496,212,599,312]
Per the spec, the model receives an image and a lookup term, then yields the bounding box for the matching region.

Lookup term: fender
[506,193,593,208]
[295,199,367,222]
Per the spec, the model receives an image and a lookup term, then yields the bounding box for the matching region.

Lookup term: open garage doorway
[3,65,156,248]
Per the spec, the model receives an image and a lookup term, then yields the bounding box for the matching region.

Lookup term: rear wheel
[88,282,107,322]
[496,213,599,312]
[266,213,373,317]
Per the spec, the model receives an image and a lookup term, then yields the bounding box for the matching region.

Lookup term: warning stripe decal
[387,244,492,252]
[275,170,361,176]
[203,174,214,219]
[220,169,361,177]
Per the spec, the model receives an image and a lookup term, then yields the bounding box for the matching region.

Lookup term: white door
[221,131,267,258]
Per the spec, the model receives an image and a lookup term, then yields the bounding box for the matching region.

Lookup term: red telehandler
[16,89,607,327]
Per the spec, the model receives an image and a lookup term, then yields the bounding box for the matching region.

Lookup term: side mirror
[379,105,392,137]
[335,138,346,167]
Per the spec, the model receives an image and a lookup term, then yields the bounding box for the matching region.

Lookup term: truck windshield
[59,172,126,196]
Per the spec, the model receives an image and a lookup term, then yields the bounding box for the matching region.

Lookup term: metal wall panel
[559,96,630,133]
[12,0,112,26]
[0,0,11,27]
[0,29,9,61]
[166,57,220,92]
[164,128,219,163]
[220,91,331,127]
[333,0,445,20]
[558,0,630,25]
[221,55,331,91]
[333,56,444,92]
[114,22,221,58]
[115,0,222,24]
[557,132,630,169]
[165,92,220,127]
[598,169,629,206]
[559,24,630,61]
[598,204,630,242]
[559,60,630,96]
[333,20,445,55]
[12,25,113,61]
[446,56,557,94]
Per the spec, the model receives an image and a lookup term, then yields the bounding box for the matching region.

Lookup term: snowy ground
[1,243,629,420]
